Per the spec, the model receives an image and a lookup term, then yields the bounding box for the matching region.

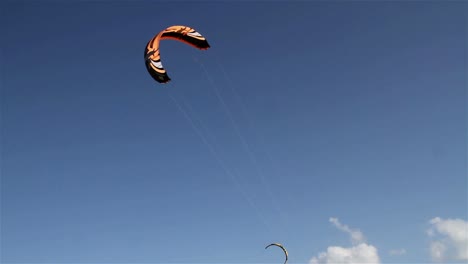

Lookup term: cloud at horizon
[309,218,380,264]
[427,217,468,262]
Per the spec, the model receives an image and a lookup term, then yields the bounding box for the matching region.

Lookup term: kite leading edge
[266,243,289,264]
[144,25,211,84]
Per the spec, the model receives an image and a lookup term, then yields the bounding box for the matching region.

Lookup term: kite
[144,25,210,84]
[265,243,288,264]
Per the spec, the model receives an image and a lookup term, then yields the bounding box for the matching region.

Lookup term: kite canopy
[265,243,289,264]
[144,25,211,84]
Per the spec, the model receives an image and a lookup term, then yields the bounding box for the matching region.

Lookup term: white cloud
[429,241,446,262]
[309,218,380,264]
[427,217,468,262]
[388,248,406,256]
[329,217,366,245]
[310,243,380,264]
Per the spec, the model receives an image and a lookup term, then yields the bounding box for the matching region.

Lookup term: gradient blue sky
[1,1,467,263]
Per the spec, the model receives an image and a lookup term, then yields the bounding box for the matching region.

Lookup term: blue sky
[1,1,467,263]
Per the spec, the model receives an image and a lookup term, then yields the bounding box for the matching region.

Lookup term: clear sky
[1,1,467,263]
